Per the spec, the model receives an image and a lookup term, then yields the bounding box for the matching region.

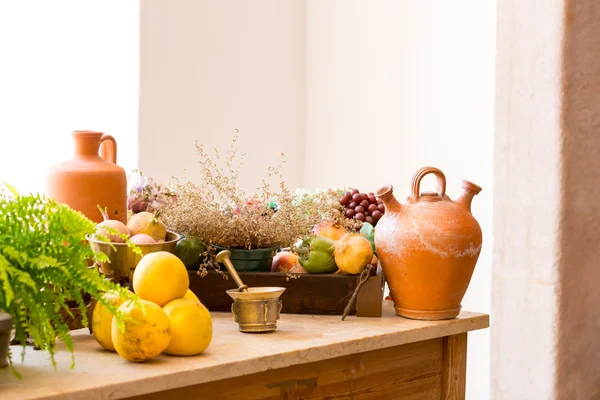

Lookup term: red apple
[271,251,301,273]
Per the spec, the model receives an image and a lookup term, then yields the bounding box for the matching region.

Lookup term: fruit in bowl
[87,231,182,281]
[127,211,167,242]
[87,207,180,280]
[94,206,130,243]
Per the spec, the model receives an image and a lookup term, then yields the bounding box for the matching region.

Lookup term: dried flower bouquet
[161,132,350,251]
[127,170,176,214]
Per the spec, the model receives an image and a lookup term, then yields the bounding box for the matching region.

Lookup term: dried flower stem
[161,132,348,252]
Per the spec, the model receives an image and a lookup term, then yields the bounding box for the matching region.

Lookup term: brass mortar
[216,250,286,333]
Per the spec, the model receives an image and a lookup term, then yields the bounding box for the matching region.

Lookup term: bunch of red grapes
[340,189,385,226]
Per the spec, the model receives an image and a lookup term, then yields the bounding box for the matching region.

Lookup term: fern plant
[0,184,138,377]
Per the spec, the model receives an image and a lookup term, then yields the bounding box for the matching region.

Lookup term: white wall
[0,1,139,194]
[139,0,306,193]
[304,2,495,399]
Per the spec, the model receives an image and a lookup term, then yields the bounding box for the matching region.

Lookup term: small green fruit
[175,236,207,270]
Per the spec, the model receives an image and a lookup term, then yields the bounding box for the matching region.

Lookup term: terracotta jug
[46,131,127,224]
[375,166,482,320]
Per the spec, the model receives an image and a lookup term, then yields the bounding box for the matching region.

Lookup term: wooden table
[0,301,489,400]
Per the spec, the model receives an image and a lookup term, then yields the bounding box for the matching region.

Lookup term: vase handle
[99,135,117,164]
[411,167,446,199]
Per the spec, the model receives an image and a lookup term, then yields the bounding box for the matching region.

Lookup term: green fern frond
[0,187,142,377]
[0,255,15,305]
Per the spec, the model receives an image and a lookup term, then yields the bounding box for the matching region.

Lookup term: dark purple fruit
[365,216,374,224]
[349,201,358,209]
[377,204,385,212]
[354,205,365,214]
[360,199,369,208]
[355,213,365,222]
[367,203,377,213]
[372,210,382,220]
[345,208,355,218]
[340,195,350,206]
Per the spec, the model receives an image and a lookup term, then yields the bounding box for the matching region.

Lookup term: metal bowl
[87,231,182,281]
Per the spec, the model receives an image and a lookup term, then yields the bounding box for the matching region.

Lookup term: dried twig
[341,264,373,321]
[285,273,301,281]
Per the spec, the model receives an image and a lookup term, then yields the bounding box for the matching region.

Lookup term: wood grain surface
[442,333,467,400]
[130,337,457,400]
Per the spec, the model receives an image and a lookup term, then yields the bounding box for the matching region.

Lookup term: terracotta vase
[0,312,10,368]
[46,131,127,224]
[374,166,482,320]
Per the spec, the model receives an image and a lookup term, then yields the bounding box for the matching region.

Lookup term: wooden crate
[189,271,384,317]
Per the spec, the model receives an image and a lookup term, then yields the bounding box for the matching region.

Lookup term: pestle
[215,250,249,292]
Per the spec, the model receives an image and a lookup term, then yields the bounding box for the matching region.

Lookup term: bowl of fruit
[87,209,181,281]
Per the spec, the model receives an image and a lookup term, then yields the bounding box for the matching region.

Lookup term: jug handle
[411,167,446,199]
[99,135,117,164]
[410,166,431,192]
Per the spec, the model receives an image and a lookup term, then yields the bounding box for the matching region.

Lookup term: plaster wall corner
[494,0,600,398]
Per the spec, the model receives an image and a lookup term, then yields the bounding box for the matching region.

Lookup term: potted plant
[0,311,10,368]
[0,184,137,377]
[161,132,348,272]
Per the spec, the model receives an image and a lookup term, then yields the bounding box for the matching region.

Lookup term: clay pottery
[375,166,482,320]
[0,311,11,368]
[46,131,127,223]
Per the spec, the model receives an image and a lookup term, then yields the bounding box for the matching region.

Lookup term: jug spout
[455,180,482,213]
[375,185,402,214]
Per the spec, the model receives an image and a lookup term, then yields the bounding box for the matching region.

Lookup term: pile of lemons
[91,251,212,362]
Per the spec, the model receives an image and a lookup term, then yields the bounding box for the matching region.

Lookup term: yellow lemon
[132,251,189,306]
[92,290,131,351]
[111,299,172,362]
[183,289,200,303]
[163,299,212,356]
